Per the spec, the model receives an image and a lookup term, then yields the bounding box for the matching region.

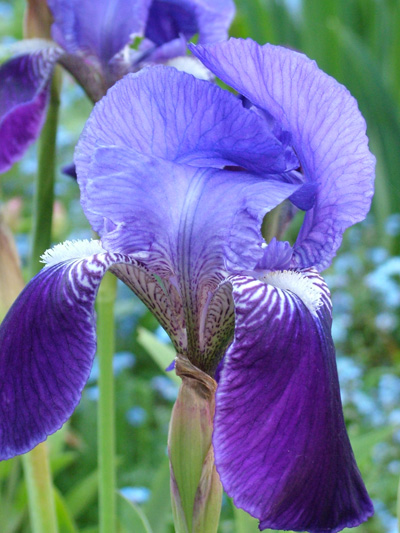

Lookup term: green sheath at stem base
[169,356,222,533]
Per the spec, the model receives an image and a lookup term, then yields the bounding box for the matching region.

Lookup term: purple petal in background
[0,47,61,173]
[145,0,235,46]
[191,39,375,271]
[61,162,77,179]
[214,272,373,532]
[47,0,151,66]
[137,35,188,64]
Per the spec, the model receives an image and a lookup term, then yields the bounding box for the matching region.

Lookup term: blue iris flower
[0,38,375,532]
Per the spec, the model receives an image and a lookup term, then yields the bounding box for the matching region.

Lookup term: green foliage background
[1,0,400,532]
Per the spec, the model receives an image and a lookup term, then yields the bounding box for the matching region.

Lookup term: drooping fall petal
[0,240,182,459]
[213,271,373,532]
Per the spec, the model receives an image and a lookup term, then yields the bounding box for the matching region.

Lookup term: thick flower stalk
[0,39,375,532]
[0,0,234,173]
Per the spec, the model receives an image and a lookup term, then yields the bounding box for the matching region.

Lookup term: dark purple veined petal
[0,240,184,459]
[110,261,187,352]
[213,271,373,532]
[201,280,234,372]
[0,46,62,173]
[75,67,295,198]
[145,0,235,46]
[190,39,375,271]
[47,0,151,66]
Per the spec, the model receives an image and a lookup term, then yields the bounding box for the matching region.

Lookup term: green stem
[397,474,400,533]
[96,272,118,533]
[30,68,61,277]
[22,444,58,533]
[22,70,61,533]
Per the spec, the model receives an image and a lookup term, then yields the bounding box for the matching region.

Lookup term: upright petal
[145,0,235,46]
[75,145,299,362]
[75,66,292,190]
[74,66,300,368]
[191,39,375,270]
[47,0,151,65]
[78,147,298,268]
[213,272,373,532]
[0,240,183,459]
[0,46,62,173]
[74,64,299,239]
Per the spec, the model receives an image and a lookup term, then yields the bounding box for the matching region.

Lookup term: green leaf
[233,505,259,533]
[64,469,98,519]
[54,488,78,533]
[233,501,289,533]
[137,328,180,384]
[301,0,341,76]
[267,0,300,49]
[0,456,18,481]
[231,0,275,44]
[117,492,153,533]
[144,457,172,533]
[50,452,78,477]
[387,1,400,98]
[349,426,394,469]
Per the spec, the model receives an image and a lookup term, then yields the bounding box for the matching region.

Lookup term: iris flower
[0,0,234,173]
[0,39,375,532]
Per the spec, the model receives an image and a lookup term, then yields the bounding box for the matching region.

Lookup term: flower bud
[168,356,222,533]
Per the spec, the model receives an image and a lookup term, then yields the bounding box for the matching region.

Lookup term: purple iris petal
[110,259,187,352]
[289,180,318,211]
[47,0,151,66]
[76,146,299,341]
[0,47,62,173]
[75,67,293,188]
[145,0,235,46]
[256,238,292,270]
[190,39,375,271]
[0,240,187,459]
[74,68,302,361]
[137,36,188,64]
[75,69,299,267]
[214,272,373,532]
[0,246,120,458]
